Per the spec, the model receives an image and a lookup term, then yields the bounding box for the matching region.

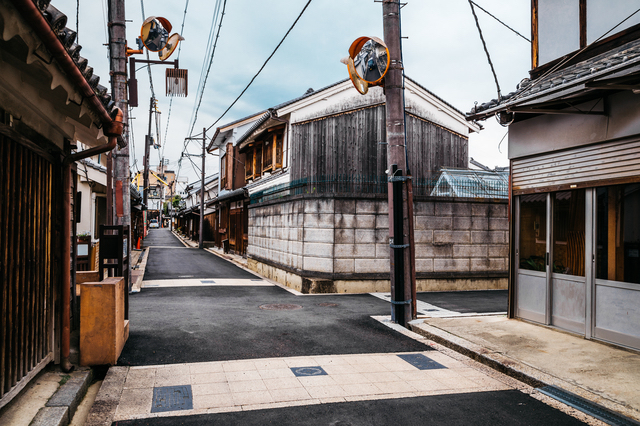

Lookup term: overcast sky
[55,0,531,184]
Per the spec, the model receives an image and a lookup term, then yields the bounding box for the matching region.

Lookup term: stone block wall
[248,195,508,293]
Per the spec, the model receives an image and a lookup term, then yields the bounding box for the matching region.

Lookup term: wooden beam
[510,107,605,115]
[531,0,538,69]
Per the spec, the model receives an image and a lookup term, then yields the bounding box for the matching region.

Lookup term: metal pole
[109,0,131,297]
[199,128,206,249]
[383,0,413,326]
[143,97,154,207]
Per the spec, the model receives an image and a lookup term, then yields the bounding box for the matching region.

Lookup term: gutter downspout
[13,0,127,373]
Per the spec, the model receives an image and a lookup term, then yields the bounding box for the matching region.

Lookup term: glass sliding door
[594,183,640,350]
[551,190,586,333]
[516,194,548,323]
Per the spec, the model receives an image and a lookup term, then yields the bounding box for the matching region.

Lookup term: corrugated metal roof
[430,167,509,199]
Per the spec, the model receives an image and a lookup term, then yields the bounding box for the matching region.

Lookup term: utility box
[79,277,129,366]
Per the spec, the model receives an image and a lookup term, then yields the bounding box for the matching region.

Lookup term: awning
[216,188,247,203]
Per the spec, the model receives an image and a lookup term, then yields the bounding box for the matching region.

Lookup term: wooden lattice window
[220,154,226,188]
[255,144,263,178]
[275,133,283,168]
[245,147,254,181]
[263,135,274,173]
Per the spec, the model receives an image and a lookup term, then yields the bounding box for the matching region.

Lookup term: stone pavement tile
[392,370,432,382]
[191,382,231,396]
[206,406,242,414]
[373,380,416,394]
[114,388,153,419]
[232,390,274,406]
[228,380,268,393]
[268,387,312,402]
[321,364,355,375]
[352,363,390,373]
[330,373,372,385]
[380,360,421,372]
[455,367,490,378]
[341,383,386,397]
[424,369,465,381]
[284,357,318,368]
[241,399,320,412]
[430,375,481,390]
[156,364,190,376]
[312,355,351,366]
[305,385,348,399]
[153,373,190,387]
[344,355,380,365]
[193,393,235,410]
[190,372,227,385]
[319,397,346,404]
[407,379,450,392]
[125,368,156,389]
[298,375,338,387]
[258,368,296,379]
[362,371,403,383]
[254,359,289,370]
[189,361,224,375]
[263,377,304,390]
[225,370,262,382]
[223,360,258,372]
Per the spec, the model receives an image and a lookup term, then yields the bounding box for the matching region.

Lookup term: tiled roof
[467,37,640,120]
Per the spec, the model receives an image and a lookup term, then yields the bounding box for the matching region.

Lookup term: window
[553,190,585,276]
[245,147,254,180]
[220,154,227,188]
[244,130,285,182]
[519,194,547,271]
[596,183,640,284]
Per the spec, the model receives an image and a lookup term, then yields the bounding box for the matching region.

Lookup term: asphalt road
[116,390,585,426]
[118,286,429,366]
[116,230,586,425]
[416,290,508,313]
[142,228,257,280]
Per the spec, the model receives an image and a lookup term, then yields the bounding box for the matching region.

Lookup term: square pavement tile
[151,385,193,413]
[290,366,328,377]
[397,353,447,370]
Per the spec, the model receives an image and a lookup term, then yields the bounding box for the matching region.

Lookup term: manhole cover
[317,303,339,307]
[259,304,302,311]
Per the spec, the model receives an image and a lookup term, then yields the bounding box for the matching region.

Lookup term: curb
[31,369,93,426]
[408,320,640,423]
[85,366,129,426]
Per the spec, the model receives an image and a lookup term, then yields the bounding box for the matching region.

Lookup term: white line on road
[369,293,506,318]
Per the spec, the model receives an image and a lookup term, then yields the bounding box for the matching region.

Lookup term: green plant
[59,374,71,386]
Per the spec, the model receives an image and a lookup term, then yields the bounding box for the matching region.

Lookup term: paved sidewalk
[410,316,640,422]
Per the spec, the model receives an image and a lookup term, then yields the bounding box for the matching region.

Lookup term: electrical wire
[469,1,530,43]
[196,0,314,138]
[506,7,640,106]
[189,0,227,133]
[161,0,190,162]
[468,0,501,101]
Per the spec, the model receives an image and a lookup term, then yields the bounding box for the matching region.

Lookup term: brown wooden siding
[1,135,57,404]
[291,105,468,181]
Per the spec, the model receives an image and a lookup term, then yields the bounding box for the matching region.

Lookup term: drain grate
[397,353,446,370]
[538,386,640,426]
[259,303,302,311]
[151,385,193,413]
[291,366,327,377]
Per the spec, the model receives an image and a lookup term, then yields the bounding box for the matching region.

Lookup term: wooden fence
[0,134,58,407]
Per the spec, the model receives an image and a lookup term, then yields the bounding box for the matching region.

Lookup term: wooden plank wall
[291,105,468,181]
[0,135,56,403]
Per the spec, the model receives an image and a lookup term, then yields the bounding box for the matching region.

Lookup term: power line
[188,0,226,136]
[199,0,314,137]
[468,0,502,101]
[470,1,530,43]
[162,0,190,162]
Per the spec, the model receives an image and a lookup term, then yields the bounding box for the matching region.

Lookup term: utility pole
[199,128,206,249]
[383,0,414,326]
[143,96,154,207]
[109,0,131,285]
